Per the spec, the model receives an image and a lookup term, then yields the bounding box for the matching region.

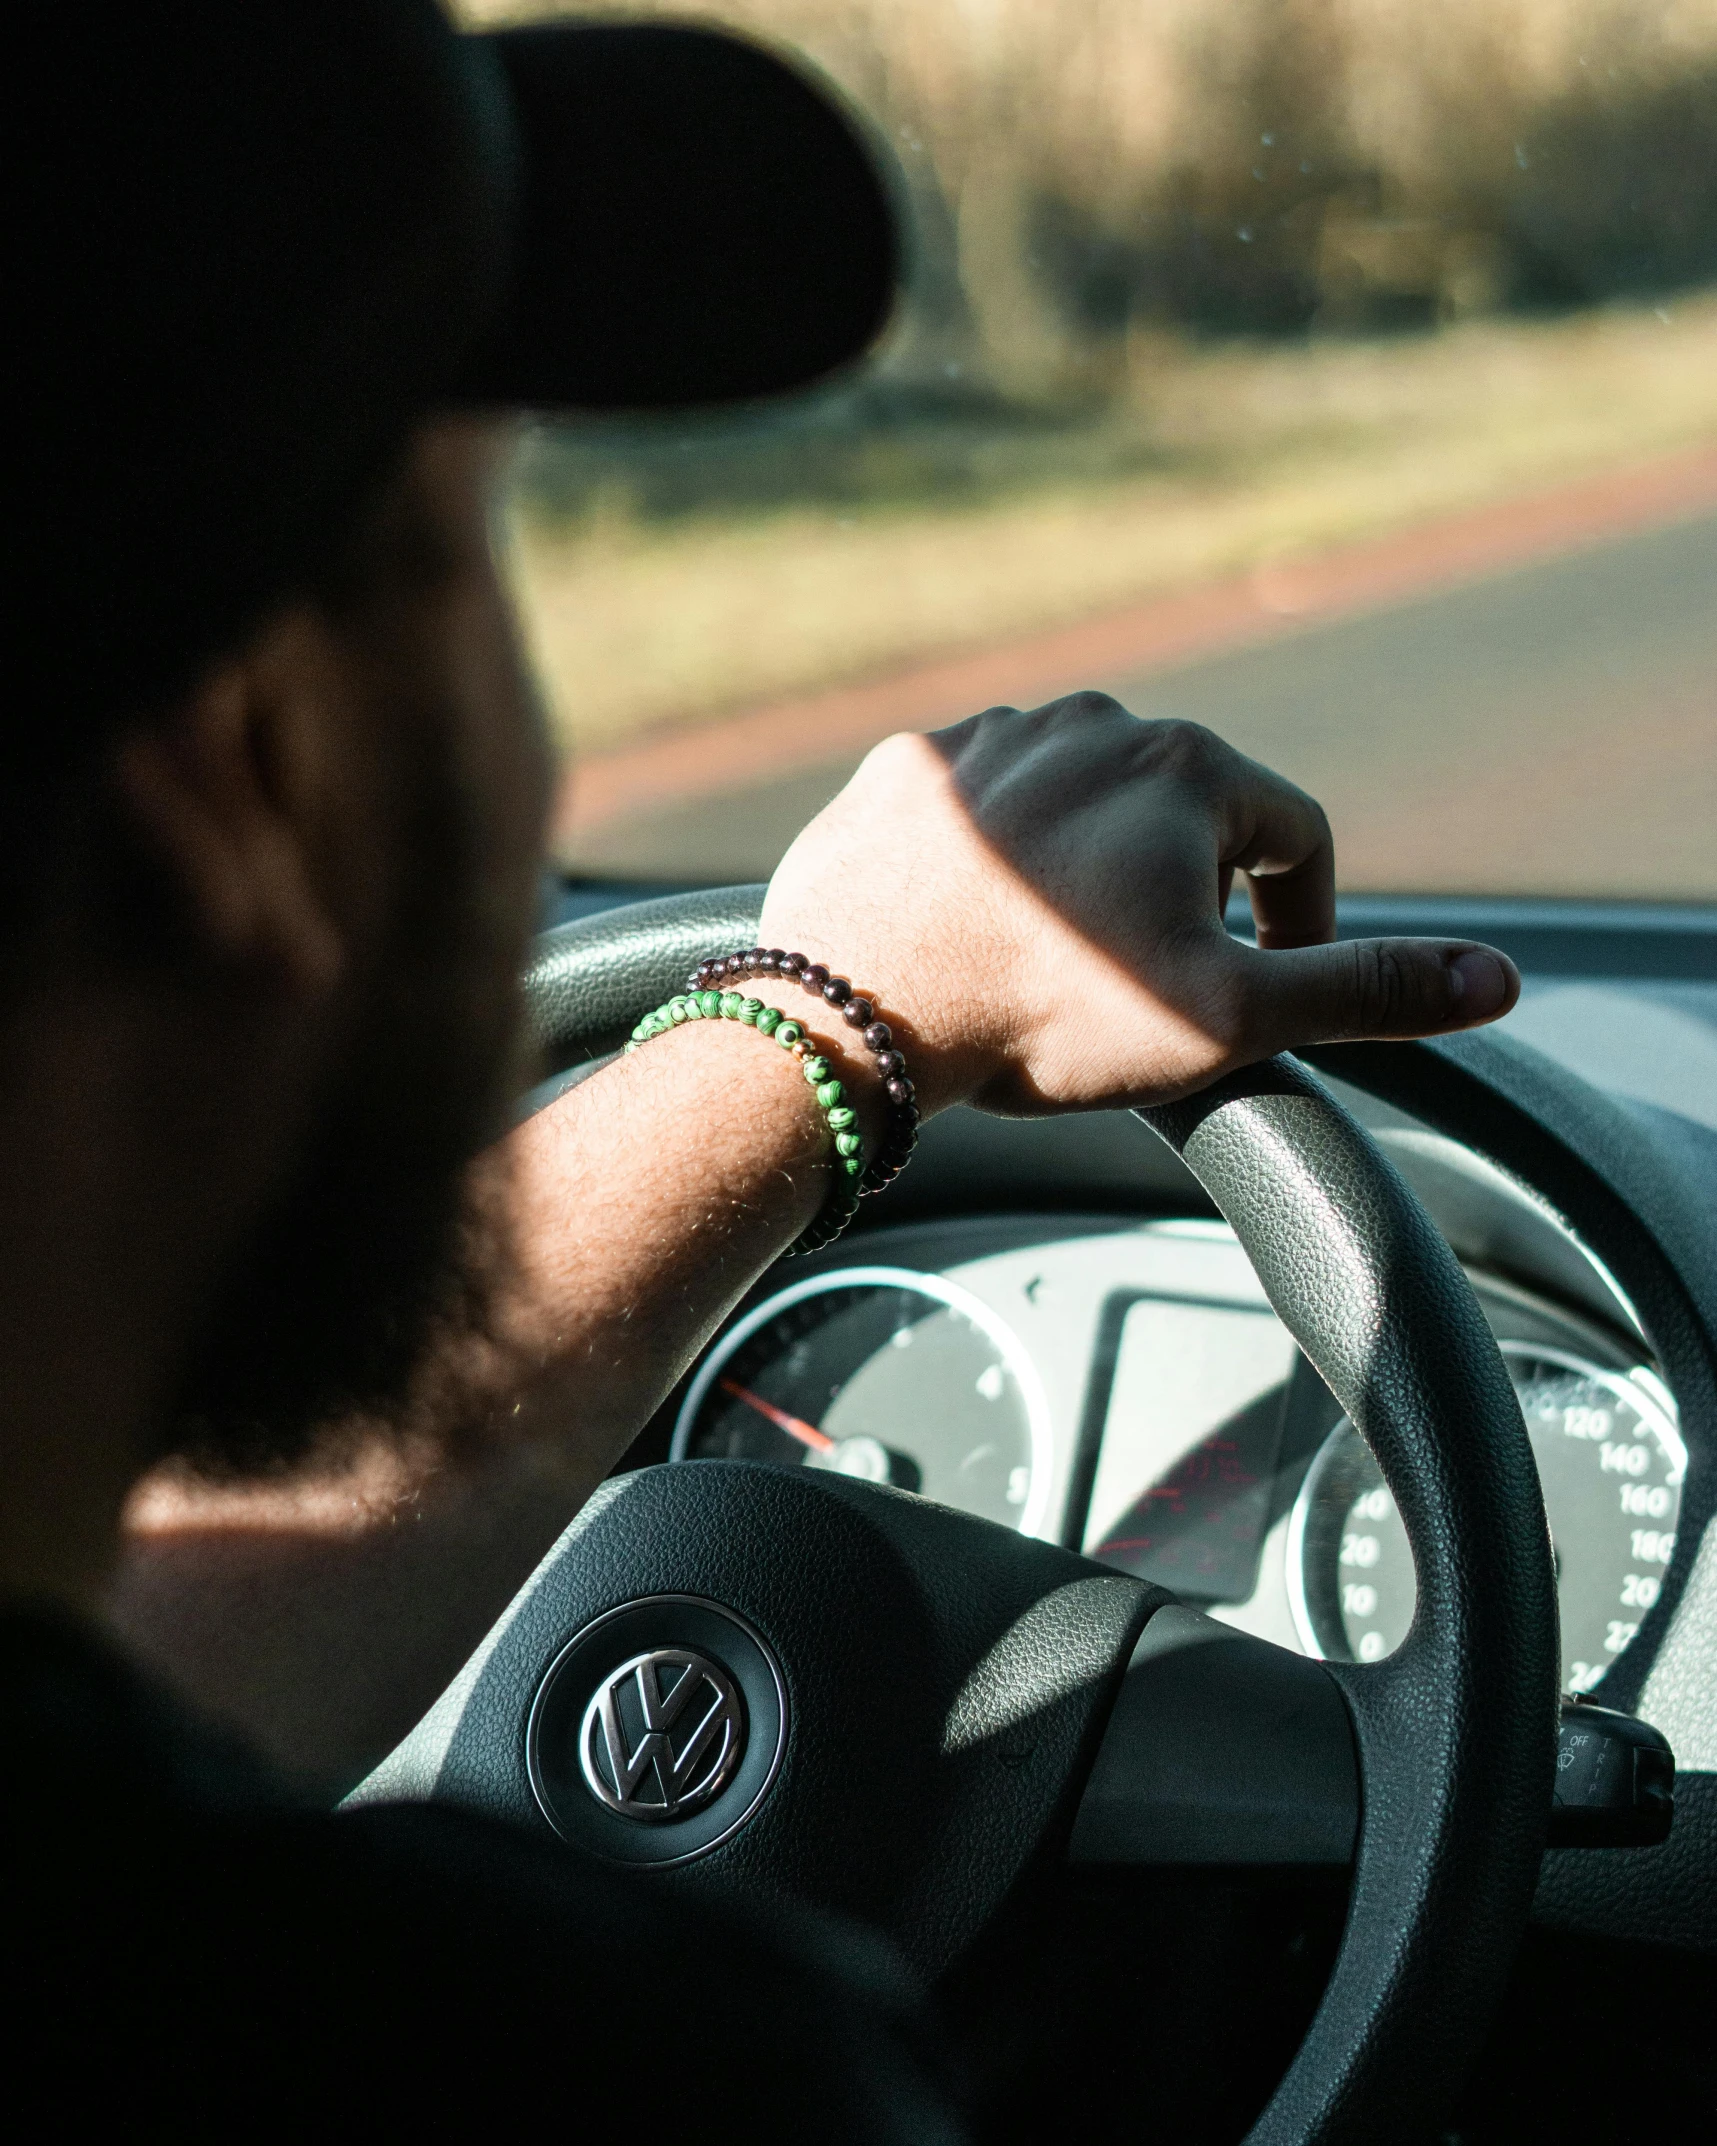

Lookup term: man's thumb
[1242,936,1520,1051]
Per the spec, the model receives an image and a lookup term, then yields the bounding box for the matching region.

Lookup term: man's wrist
[702,980,889,1161]
[619,982,890,1240]
[743,920,993,1121]
[610,1013,830,1226]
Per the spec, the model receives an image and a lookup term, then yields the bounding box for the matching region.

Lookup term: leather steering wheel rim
[508,886,1560,2141]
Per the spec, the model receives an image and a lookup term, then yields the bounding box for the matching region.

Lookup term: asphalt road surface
[571,506,1717,896]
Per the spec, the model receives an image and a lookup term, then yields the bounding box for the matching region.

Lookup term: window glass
[471,1,1717,896]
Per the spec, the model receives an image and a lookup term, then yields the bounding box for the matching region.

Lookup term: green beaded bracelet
[623,991,863,1254]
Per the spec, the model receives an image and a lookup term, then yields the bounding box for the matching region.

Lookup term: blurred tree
[464,0,1717,403]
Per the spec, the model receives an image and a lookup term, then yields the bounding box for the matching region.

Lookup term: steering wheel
[362,887,1559,2145]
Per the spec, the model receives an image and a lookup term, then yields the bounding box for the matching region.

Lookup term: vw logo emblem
[579,1647,746,1821]
[527,1596,786,1864]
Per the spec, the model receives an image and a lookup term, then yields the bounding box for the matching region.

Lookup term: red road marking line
[556,440,1717,844]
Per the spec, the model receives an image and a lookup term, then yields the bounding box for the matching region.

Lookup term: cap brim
[461,22,899,411]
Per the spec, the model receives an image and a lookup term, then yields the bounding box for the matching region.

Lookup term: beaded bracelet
[623,988,866,1255]
[689,947,919,1198]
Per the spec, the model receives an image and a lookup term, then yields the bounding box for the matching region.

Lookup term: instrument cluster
[674,1212,1683,1695]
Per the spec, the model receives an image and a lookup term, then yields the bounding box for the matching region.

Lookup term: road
[566,505,1717,896]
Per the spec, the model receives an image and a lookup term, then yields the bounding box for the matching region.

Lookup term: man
[7,1,1519,2128]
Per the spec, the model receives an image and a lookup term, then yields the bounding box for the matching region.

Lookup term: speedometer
[1288,1344,1684,1694]
[673,1265,1054,1535]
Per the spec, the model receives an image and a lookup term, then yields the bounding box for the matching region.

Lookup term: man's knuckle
[1156,716,1213,757]
[1349,941,1415,1030]
[1143,717,1231,785]
[1050,688,1127,721]
[853,731,917,792]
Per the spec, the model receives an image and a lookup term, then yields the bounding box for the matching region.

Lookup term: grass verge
[511,295,1717,761]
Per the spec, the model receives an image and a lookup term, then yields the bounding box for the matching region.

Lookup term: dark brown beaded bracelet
[689,946,919,1201]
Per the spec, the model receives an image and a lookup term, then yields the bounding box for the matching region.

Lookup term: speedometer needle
[719,1377,835,1454]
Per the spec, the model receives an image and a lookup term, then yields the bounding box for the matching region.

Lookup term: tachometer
[673,1266,1053,1534]
[1288,1344,1684,1694]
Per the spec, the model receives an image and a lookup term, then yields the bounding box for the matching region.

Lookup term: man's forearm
[491,1011,864,1462]
[110,1009,873,1789]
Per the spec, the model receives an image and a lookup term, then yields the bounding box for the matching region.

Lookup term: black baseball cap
[12,2,898,751]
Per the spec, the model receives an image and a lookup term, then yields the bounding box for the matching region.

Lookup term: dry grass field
[510,293,1717,759]
[459,0,1717,806]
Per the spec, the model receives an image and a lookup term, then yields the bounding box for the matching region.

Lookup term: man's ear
[111,611,348,999]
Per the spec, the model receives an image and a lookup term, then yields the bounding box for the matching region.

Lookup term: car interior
[243,1,1717,2137]
[413,879,1712,2140]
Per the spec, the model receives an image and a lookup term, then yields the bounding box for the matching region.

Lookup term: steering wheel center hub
[528,1595,786,1865]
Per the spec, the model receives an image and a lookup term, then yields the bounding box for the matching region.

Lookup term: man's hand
[761,697,1519,1118]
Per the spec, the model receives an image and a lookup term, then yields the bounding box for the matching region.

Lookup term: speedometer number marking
[1289,1343,1685,1695]
[1620,1482,1673,1517]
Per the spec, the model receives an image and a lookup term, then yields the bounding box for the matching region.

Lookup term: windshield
[473,0,1717,898]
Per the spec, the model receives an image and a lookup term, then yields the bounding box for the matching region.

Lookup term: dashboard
[557,886,1717,1969]
[671,1209,1681,1703]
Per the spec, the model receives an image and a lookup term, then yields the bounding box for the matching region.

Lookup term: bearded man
[5,2,1518,2130]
